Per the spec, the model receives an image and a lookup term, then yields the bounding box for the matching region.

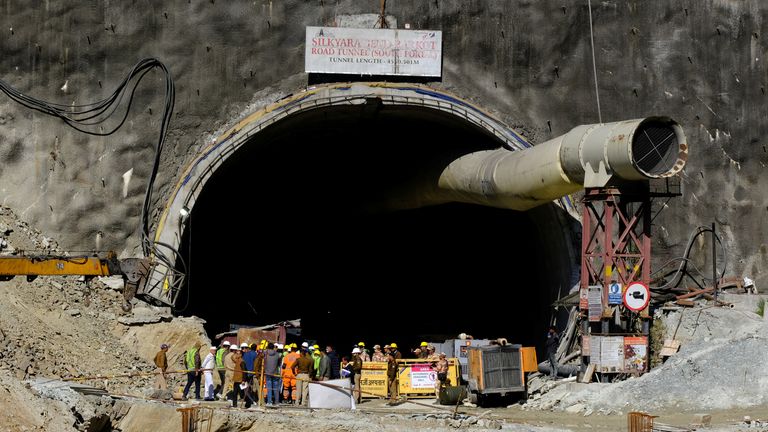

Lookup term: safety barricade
[360,361,389,398]
[396,358,459,399]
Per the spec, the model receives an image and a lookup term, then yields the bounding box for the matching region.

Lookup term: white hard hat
[352,347,361,354]
[210,346,217,350]
[222,341,231,346]
[301,342,309,348]
[240,343,248,348]
[275,343,283,349]
[229,345,238,350]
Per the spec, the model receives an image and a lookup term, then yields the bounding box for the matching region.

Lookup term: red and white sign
[305,27,442,77]
[410,364,437,388]
[623,282,650,312]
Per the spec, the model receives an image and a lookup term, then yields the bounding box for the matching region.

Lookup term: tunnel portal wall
[0,1,765,288]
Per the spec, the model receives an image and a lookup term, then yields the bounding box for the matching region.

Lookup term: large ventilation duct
[438,117,688,211]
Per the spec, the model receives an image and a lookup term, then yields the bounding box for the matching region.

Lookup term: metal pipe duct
[438,117,687,211]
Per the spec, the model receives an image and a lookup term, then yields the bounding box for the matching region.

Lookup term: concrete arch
[144,82,577,306]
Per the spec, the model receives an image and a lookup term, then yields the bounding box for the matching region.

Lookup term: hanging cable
[0,58,184,287]
[651,225,727,290]
[587,0,603,123]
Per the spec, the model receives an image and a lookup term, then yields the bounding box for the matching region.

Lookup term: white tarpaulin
[305,26,442,77]
[308,378,355,409]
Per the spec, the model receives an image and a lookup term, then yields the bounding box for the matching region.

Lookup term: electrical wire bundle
[651,225,727,293]
[0,58,185,296]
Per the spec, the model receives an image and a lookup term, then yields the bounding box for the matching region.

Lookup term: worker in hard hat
[182,342,202,400]
[292,346,313,406]
[215,341,230,398]
[357,342,370,362]
[386,350,398,403]
[202,346,217,401]
[418,341,430,359]
[223,344,238,402]
[351,347,363,403]
[281,343,300,403]
[310,344,322,380]
[389,343,402,359]
[253,341,267,405]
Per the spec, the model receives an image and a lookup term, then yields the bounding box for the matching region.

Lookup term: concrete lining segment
[154,82,545,247]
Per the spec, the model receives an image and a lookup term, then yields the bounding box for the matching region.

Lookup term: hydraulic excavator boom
[0,252,152,311]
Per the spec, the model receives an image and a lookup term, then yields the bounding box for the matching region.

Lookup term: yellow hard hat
[291,343,297,348]
[357,341,365,347]
[313,344,320,349]
[420,341,428,347]
[390,343,398,349]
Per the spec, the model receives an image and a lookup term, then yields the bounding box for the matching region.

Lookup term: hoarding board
[589,336,624,372]
[624,336,648,373]
[588,336,648,374]
[305,26,442,77]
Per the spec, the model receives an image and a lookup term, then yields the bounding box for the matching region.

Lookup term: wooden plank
[659,339,681,357]
[580,364,596,383]
[675,299,695,307]
[676,287,713,300]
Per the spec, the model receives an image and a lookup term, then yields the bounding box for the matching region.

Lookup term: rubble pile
[0,206,209,431]
[524,299,768,416]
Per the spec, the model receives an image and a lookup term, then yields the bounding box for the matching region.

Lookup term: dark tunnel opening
[174,102,578,357]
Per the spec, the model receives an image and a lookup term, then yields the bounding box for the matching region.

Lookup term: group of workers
[153,340,450,408]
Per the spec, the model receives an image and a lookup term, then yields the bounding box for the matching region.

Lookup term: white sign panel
[597,336,624,373]
[305,26,442,77]
[410,364,437,389]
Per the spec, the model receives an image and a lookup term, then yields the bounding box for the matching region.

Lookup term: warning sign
[410,364,436,389]
[608,282,623,305]
[623,282,650,312]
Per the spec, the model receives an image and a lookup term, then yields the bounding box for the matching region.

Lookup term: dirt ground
[93,395,768,431]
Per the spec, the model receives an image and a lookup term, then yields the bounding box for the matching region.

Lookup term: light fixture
[179,206,190,223]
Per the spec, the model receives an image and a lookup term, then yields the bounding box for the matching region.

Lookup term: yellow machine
[0,251,152,311]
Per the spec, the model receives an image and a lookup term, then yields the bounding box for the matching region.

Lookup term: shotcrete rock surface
[0,0,765,286]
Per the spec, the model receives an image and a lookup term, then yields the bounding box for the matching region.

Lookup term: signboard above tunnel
[305,26,442,77]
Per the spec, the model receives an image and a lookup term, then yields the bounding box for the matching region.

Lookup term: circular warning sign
[623,282,650,311]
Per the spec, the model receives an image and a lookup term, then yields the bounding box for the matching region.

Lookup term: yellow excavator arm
[0,255,117,278]
[0,252,152,311]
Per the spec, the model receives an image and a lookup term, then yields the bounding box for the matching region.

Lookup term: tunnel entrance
[174,99,578,353]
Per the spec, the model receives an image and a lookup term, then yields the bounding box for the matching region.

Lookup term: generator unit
[466,344,526,406]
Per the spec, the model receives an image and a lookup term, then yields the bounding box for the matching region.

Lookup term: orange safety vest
[282,351,300,378]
